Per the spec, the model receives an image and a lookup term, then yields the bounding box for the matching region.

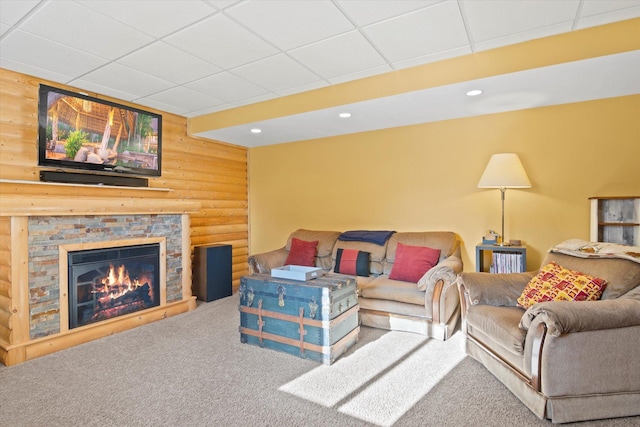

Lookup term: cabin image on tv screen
[43,89,159,173]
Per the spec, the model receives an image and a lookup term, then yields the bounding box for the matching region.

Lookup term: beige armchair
[458,245,640,423]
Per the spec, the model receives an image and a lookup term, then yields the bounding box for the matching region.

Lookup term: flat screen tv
[38,84,161,177]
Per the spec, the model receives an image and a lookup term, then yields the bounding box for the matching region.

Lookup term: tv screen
[38,84,161,177]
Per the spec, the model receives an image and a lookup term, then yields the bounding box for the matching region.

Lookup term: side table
[476,243,527,273]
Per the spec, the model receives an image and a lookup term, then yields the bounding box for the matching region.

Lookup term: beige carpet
[0,294,638,426]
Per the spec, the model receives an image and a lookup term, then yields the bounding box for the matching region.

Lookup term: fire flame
[94,264,153,303]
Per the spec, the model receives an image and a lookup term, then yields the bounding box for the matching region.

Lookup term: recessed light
[466,89,483,97]
[338,112,351,118]
[250,128,262,134]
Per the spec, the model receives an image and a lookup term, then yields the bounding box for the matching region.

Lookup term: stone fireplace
[0,183,200,366]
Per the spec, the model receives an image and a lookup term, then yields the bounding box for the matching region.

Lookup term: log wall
[0,68,249,289]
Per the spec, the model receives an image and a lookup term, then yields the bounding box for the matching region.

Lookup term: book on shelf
[490,251,524,273]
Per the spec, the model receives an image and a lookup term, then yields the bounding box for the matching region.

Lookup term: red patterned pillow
[334,248,370,276]
[389,243,441,283]
[284,238,318,267]
[517,261,607,309]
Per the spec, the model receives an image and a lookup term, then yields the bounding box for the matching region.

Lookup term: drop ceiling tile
[289,31,388,79]
[118,42,221,85]
[463,0,579,43]
[226,0,354,50]
[185,72,270,102]
[576,5,640,29]
[0,58,74,86]
[68,80,139,103]
[0,30,107,78]
[205,0,240,10]
[164,13,278,68]
[81,0,217,38]
[336,0,439,26]
[19,1,154,60]
[232,54,322,92]
[77,63,174,98]
[231,93,280,108]
[328,64,392,84]
[0,0,40,26]
[580,0,640,16]
[391,46,472,69]
[185,102,236,118]
[142,86,226,114]
[473,22,572,52]
[363,1,469,63]
[134,98,188,116]
[275,81,330,97]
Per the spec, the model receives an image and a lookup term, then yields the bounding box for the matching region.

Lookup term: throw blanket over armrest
[460,271,535,306]
[519,298,640,337]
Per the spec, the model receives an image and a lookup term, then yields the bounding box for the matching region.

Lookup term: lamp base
[493,242,513,247]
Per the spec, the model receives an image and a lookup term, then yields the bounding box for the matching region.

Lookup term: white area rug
[279,331,466,426]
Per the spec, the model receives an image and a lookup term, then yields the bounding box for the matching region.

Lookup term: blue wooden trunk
[239,273,359,365]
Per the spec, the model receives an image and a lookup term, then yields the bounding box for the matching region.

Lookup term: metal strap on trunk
[257,299,264,345]
[298,307,306,356]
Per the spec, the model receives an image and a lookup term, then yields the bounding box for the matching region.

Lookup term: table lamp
[478,153,531,246]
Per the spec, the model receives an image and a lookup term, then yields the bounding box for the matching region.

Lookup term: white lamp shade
[478,153,532,188]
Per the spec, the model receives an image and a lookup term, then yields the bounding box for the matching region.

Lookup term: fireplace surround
[0,181,200,366]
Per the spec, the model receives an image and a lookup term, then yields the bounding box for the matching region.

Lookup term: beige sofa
[248,229,463,340]
[458,244,640,423]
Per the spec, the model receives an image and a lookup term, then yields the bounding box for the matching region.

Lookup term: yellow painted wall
[249,95,640,271]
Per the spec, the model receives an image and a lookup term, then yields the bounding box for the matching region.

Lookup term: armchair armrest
[459,271,535,307]
[520,298,640,337]
[248,247,288,274]
[418,255,463,325]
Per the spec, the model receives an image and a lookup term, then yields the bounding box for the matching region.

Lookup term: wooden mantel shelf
[0,179,201,216]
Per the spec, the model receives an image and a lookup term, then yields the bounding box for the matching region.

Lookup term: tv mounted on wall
[38,84,162,180]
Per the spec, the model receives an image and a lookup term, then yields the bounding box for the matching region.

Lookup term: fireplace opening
[68,243,160,329]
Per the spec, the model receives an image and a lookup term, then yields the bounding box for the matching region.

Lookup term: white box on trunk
[271,265,323,281]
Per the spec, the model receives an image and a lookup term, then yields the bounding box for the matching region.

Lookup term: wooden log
[0,309,11,330]
[10,216,29,345]
[0,295,10,313]
[0,279,10,299]
[0,265,10,284]
[190,224,248,237]
[0,323,11,345]
[0,196,200,216]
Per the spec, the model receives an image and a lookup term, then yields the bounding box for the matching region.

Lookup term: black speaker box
[40,170,148,187]
[192,244,233,302]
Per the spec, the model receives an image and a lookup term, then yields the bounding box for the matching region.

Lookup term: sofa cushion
[332,239,388,275]
[286,229,340,258]
[384,232,459,275]
[334,248,370,277]
[389,242,440,283]
[284,237,317,267]
[359,276,425,306]
[517,261,607,309]
[467,305,527,355]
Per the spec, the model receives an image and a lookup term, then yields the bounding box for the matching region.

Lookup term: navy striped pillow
[335,249,370,276]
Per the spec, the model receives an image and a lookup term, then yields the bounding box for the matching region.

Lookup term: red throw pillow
[389,242,441,283]
[284,238,318,267]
